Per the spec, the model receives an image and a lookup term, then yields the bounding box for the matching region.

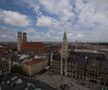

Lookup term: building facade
[50,30,108,90]
[0,58,11,75]
[22,57,48,76]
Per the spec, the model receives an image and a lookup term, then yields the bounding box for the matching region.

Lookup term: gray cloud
[0,27,17,41]
[0,10,31,27]
[0,0,108,42]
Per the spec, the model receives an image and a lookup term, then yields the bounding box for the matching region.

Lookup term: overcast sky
[0,0,108,42]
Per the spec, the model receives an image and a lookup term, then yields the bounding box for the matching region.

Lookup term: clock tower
[60,28,68,76]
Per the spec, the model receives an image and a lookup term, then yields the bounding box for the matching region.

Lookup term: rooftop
[22,42,46,49]
[74,49,98,53]
[24,58,43,65]
[52,51,108,73]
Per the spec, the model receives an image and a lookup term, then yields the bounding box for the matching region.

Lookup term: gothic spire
[63,28,67,41]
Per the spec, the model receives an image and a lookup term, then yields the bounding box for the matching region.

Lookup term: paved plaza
[33,71,98,90]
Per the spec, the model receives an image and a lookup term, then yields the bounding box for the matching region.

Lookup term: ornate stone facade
[60,29,68,76]
[50,29,108,90]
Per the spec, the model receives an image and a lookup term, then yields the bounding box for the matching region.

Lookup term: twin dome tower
[17,32,27,52]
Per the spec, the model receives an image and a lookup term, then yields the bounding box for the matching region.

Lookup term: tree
[11,65,24,74]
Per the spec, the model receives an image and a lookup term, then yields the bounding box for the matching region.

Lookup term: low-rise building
[22,56,48,76]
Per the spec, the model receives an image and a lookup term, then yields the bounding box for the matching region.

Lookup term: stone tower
[23,32,27,42]
[17,32,22,52]
[60,28,68,76]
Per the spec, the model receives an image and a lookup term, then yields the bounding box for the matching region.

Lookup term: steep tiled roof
[22,42,46,49]
[53,51,108,70]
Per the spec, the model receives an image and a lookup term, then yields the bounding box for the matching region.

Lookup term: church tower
[60,28,68,76]
[17,32,22,52]
[23,32,27,42]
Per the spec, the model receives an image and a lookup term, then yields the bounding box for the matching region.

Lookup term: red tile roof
[22,42,46,49]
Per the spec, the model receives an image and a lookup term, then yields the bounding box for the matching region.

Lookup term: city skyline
[0,0,108,42]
